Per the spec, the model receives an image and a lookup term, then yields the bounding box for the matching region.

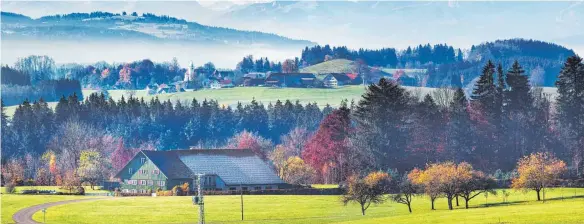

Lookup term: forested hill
[300,39,576,87]
[0,11,314,47]
[432,39,576,87]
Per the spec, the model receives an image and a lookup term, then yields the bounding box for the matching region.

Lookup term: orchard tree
[456,163,496,208]
[342,171,391,216]
[409,167,441,210]
[392,174,420,213]
[512,152,567,201]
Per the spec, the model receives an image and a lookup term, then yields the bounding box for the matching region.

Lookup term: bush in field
[4,182,16,194]
[512,152,567,201]
[76,186,85,195]
[342,171,391,216]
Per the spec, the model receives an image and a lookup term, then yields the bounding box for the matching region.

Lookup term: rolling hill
[0,11,314,47]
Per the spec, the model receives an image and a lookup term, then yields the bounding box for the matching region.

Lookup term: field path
[12,198,107,224]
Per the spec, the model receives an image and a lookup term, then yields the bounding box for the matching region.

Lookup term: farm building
[265,72,317,87]
[115,149,286,193]
[243,72,267,86]
[318,73,364,88]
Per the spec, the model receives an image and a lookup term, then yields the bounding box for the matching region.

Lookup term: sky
[1,0,583,66]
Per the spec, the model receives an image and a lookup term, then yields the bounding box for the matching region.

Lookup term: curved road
[13,198,106,224]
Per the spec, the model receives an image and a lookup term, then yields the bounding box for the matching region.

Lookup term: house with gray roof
[114,149,286,193]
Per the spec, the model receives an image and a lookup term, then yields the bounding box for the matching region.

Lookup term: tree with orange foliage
[282,59,298,73]
[512,152,567,201]
[342,171,391,216]
[409,167,441,210]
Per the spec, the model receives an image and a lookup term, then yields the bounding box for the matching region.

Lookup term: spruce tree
[471,60,497,116]
[555,55,584,176]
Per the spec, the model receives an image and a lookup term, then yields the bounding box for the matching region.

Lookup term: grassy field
[0,194,99,224]
[3,86,559,118]
[24,188,584,224]
[301,59,356,74]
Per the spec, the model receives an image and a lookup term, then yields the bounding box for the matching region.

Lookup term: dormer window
[141,158,146,164]
[128,168,133,174]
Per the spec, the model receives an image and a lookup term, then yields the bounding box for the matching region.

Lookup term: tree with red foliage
[227,130,274,159]
[282,59,298,73]
[302,105,352,183]
[111,139,139,172]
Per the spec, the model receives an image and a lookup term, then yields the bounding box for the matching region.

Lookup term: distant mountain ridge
[0,11,315,47]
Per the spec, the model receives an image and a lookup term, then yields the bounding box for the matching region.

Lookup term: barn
[115,149,286,193]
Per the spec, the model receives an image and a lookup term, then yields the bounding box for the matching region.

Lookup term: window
[129,180,137,185]
[242,187,248,191]
[152,169,160,175]
[229,187,236,191]
[158,181,165,187]
[128,168,133,174]
[141,158,146,164]
[140,180,146,185]
[141,170,148,175]
[148,180,153,186]
[254,186,261,190]
[265,186,273,190]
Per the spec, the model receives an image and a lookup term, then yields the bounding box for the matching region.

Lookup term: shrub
[181,183,190,195]
[76,186,85,195]
[4,182,16,194]
[172,185,183,196]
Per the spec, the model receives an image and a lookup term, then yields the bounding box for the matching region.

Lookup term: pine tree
[555,55,584,176]
[502,61,533,168]
[353,78,413,171]
[447,88,473,163]
[471,60,497,115]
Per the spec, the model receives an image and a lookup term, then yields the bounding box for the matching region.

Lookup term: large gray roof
[142,149,284,185]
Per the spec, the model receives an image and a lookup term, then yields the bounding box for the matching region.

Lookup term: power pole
[195,174,205,224]
[240,183,244,221]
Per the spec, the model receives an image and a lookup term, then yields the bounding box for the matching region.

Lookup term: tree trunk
[536,189,541,201]
[361,205,366,216]
[447,196,453,210]
[431,198,435,210]
[465,198,469,209]
[456,196,459,206]
[91,183,95,190]
[408,204,412,213]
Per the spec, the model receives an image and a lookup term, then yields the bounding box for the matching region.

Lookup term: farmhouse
[115,149,286,193]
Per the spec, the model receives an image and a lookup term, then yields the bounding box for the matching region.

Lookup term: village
[144,61,371,95]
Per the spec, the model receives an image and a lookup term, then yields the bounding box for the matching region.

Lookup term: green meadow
[1,188,577,224]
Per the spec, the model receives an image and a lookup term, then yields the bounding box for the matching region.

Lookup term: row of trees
[343,152,567,215]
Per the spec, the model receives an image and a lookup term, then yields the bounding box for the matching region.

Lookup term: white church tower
[184,61,196,82]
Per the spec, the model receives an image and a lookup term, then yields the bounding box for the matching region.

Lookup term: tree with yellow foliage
[511,152,567,201]
[342,171,391,215]
[409,167,442,210]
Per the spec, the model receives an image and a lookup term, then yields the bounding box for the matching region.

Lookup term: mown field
[4,86,559,118]
[6,188,579,224]
[0,194,100,224]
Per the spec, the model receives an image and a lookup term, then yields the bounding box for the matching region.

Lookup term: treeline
[300,43,462,68]
[236,55,283,74]
[1,61,83,106]
[1,93,333,158]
